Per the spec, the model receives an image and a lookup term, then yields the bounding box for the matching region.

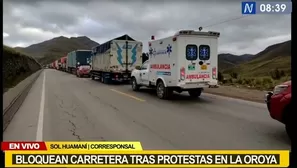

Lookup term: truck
[57,58,62,71]
[90,34,143,84]
[66,50,92,77]
[131,30,220,99]
[60,56,67,71]
[54,60,59,70]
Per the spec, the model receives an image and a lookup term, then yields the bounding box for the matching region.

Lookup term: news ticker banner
[1,142,290,167]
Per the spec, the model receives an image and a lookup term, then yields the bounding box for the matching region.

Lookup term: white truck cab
[131,30,220,99]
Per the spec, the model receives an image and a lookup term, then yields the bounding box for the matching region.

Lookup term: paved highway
[4,69,290,150]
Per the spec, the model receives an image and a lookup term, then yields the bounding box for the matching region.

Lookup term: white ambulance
[131,30,220,99]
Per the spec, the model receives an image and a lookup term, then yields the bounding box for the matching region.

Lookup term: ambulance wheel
[156,81,172,99]
[132,78,140,91]
[188,89,202,98]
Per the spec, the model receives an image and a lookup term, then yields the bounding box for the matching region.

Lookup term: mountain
[218,53,254,71]
[222,40,291,77]
[14,36,99,65]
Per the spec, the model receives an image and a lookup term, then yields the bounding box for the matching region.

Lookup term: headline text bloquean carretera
[13,154,279,165]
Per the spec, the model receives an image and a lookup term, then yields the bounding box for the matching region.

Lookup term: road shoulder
[3,72,44,141]
[204,85,267,103]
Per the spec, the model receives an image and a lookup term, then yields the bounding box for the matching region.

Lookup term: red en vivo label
[150,64,170,70]
[1,142,47,150]
[186,74,210,79]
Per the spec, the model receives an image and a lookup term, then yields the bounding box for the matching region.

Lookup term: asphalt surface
[4,69,290,150]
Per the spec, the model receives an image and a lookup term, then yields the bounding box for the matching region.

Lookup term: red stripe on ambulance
[150,64,170,70]
[186,74,210,79]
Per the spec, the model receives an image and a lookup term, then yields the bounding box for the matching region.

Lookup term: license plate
[201,65,207,70]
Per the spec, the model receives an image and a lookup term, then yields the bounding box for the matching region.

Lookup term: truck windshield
[76,51,92,65]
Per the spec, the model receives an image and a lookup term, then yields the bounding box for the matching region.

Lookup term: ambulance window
[199,45,210,60]
[141,62,148,70]
[186,45,198,60]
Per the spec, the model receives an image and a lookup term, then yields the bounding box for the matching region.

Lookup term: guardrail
[3,70,43,132]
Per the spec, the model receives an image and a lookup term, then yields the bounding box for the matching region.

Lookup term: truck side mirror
[135,66,141,70]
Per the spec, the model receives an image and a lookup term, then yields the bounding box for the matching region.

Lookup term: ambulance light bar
[176,30,220,37]
[208,31,220,37]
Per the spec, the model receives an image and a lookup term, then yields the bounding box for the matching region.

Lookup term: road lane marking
[110,89,146,102]
[36,72,46,141]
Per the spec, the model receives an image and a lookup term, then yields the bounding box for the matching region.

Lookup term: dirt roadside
[204,85,269,104]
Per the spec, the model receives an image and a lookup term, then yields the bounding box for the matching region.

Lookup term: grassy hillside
[3,45,41,92]
[223,40,291,77]
[14,36,99,65]
[219,40,291,90]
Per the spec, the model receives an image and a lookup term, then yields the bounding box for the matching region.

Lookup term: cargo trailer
[57,59,62,70]
[51,62,55,69]
[90,34,143,84]
[66,50,92,77]
[60,56,67,71]
[54,60,59,70]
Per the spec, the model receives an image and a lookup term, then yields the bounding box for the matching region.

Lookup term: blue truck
[66,50,92,77]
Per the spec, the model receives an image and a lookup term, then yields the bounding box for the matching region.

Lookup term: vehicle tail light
[180,67,185,80]
[212,67,217,79]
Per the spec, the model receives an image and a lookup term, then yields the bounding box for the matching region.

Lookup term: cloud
[3,0,291,55]
[3,32,9,38]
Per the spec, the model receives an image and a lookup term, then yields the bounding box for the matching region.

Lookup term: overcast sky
[3,0,291,55]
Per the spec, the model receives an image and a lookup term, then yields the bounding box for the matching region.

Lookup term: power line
[203,15,252,28]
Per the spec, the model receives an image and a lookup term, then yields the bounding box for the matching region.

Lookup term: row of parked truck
[49,34,148,79]
[49,30,220,99]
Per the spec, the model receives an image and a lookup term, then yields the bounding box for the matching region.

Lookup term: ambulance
[131,30,220,99]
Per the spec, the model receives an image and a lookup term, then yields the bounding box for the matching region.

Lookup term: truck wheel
[188,89,202,98]
[156,81,172,99]
[132,78,140,91]
[91,75,95,80]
